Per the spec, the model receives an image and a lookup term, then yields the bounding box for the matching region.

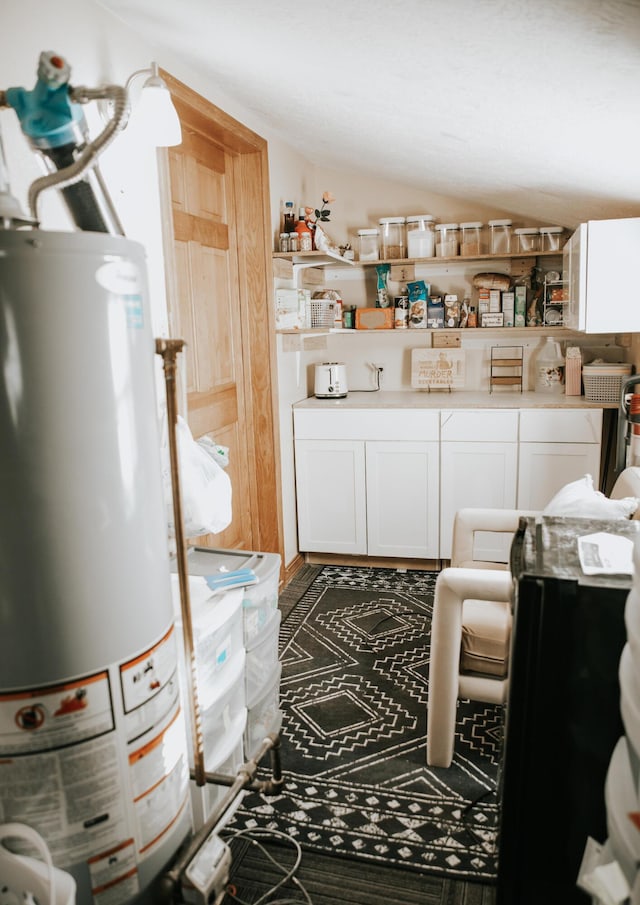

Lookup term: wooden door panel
[161,70,283,561]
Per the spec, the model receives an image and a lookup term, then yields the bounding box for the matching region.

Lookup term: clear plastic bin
[378,217,406,259]
[514,227,540,253]
[357,228,379,261]
[435,223,459,257]
[460,221,484,256]
[171,577,244,711]
[190,716,247,831]
[178,546,281,646]
[245,609,281,704]
[539,226,565,251]
[244,661,283,759]
[406,215,435,258]
[488,219,512,254]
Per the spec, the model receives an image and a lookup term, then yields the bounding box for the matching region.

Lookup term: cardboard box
[489,289,501,312]
[514,285,527,327]
[427,296,445,329]
[502,291,515,327]
[355,307,394,330]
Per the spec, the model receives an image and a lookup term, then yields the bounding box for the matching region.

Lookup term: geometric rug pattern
[230,565,503,881]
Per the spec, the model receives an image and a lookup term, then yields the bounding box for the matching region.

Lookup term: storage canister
[488,219,512,255]
[406,215,435,258]
[357,228,380,262]
[435,223,460,257]
[460,221,484,256]
[514,227,541,253]
[379,216,406,259]
[539,226,565,252]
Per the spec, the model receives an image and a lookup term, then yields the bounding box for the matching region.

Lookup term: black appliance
[497,515,640,905]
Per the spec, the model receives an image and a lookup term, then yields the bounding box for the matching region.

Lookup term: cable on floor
[221,826,313,905]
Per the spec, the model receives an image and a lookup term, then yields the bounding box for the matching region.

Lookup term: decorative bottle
[295,209,313,252]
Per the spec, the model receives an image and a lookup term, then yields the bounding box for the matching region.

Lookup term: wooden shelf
[273,249,564,267]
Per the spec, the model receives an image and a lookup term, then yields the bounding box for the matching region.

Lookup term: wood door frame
[158,69,284,565]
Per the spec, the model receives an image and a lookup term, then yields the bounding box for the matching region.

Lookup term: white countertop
[294,390,616,410]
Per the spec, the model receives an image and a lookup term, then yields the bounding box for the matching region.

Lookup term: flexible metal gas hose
[26,83,127,223]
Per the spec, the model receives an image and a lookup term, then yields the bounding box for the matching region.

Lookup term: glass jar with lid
[435,223,460,257]
[514,227,541,253]
[379,217,406,259]
[357,228,380,262]
[488,219,512,255]
[539,226,565,252]
[460,221,484,256]
[406,215,435,258]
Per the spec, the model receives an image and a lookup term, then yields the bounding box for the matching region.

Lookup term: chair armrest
[427,567,514,768]
[451,507,541,569]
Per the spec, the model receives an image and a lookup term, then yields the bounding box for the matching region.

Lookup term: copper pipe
[155,338,206,788]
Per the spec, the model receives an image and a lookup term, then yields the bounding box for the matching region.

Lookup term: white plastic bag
[161,414,232,537]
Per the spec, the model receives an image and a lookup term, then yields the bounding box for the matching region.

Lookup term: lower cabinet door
[294,439,367,554]
[517,442,601,510]
[365,441,440,558]
[440,440,518,561]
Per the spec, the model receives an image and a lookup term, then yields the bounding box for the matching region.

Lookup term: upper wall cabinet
[564,217,640,333]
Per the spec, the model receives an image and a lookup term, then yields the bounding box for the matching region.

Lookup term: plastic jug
[534,337,565,394]
[0,823,76,905]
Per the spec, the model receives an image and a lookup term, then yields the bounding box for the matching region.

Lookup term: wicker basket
[582,363,632,403]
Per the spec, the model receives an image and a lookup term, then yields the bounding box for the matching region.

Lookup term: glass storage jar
[357,228,380,261]
[435,223,460,257]
[539,226,565,252]
[379,217,406,259]
[514,227,541,253]
[488,219,512,254]
[460,221,484,256]
[406,214,435,258]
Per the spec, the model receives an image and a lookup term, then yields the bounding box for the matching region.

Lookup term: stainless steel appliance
[314,362,348,398]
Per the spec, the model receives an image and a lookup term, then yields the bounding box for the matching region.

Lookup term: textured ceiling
[98,0,640,228]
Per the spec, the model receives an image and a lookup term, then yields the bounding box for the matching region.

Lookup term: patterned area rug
[230,565,503,881]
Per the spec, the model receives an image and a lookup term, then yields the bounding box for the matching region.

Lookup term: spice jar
[488,219,512,255]
[378,217,406,259]
[435,223,460,257]
[357,228,380,262]
[406,215,435,258]
[460,221,484,256]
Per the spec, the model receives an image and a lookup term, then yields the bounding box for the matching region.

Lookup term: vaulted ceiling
[98,0,640,229]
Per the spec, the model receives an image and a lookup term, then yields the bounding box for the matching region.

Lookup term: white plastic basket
[309,299,335,328]
[582,363,632,403]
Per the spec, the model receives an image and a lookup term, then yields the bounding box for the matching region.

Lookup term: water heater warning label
[0,672,114,754]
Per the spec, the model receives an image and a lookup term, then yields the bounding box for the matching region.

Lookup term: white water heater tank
[0,230,192,904]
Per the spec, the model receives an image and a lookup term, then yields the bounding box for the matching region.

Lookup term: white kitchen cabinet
[293,409,440,558]
[365,440,440,558]
[294,438,367,554]
[517,409,603,509]
[440,410,519,561]
[564,217,640,333]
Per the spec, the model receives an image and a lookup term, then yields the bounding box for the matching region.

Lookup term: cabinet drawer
[293,408,439,441]
[440,409,519,442]
[519,409,602,443]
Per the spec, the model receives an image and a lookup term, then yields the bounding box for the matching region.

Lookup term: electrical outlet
[369,362,384,372]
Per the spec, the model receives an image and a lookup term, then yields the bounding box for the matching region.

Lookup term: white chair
[426,467,640,768]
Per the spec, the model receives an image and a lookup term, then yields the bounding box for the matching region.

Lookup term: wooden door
[160,72,283,558]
